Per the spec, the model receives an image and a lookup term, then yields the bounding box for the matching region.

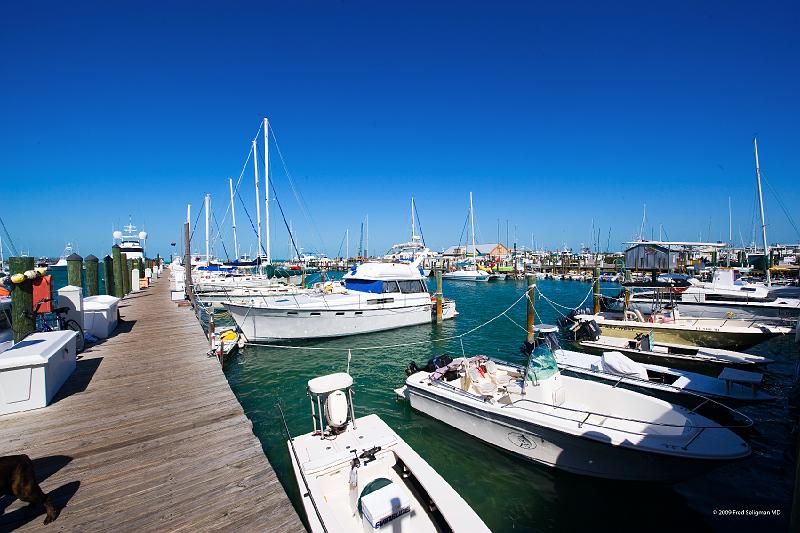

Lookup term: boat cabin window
[397,280,427,294]
[382,281,401,293]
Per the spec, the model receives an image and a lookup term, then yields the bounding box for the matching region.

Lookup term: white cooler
[83,295,120,339]
[0,331,77,415]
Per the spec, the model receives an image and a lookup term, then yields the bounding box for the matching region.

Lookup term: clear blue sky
[1,1,798,259]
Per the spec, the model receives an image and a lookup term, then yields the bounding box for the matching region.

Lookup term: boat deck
[0,275,304,531]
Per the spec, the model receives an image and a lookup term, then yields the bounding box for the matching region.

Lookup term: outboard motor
[573,319,601,342]
[325,389,350,433]
[405,355,454,377]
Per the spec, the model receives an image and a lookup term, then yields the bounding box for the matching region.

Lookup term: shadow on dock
[0,455,79,530]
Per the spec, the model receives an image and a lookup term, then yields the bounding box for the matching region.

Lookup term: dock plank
[0,274,304,532]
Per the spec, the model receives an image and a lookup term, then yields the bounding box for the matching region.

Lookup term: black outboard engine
[520,324,561,356]
[573,319,601,342]
[405,354,455,377]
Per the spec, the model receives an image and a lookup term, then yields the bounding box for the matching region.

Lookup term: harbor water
[213,277,795,532]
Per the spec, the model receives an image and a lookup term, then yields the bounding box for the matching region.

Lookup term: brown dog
[0,454,58,525]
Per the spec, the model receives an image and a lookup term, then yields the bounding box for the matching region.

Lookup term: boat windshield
[526,346,559,382]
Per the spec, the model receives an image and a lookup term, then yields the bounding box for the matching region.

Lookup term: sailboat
[442,192,490,282]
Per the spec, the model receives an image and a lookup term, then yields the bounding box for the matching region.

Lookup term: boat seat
[467,367,497,396]
[484,360,511,385]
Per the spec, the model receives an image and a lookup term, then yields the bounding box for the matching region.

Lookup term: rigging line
[215,135,258,238]
[212,211,230,260]
[457,209,470,248]
[188,196,205,243]
[269,175,303,261]
[236,189,266,256]
[762,173,800,240]
[267,123,328,254]
[413,198,427,246]
[0,216,19,256]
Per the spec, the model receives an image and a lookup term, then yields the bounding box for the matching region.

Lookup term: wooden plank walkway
[0,275,304,532]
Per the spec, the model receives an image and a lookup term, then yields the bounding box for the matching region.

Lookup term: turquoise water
[217,278,796,532]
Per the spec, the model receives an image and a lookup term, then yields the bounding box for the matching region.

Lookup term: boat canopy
[308,372,353,394]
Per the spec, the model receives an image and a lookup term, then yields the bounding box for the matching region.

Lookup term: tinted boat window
[397,280,426,293]
[382,281,401,293]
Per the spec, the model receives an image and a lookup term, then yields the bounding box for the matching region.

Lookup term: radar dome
[138,231,148,240]
[113,230,123,239]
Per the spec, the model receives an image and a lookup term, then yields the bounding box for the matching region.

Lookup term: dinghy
[399,328,751,482]
[286,373,489,533]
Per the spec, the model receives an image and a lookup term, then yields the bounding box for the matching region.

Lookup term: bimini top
[308,372,353,394]
[343,261,424,281]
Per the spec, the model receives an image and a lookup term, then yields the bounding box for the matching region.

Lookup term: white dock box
[83,295,120,339]
[0,331,77,415]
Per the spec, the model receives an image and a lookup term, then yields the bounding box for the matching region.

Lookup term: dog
[0,454,58,525]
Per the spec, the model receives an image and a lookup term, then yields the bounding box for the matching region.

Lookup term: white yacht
[223,259,451,341]
[113,219,147,261]
[51,243,75,267]
[287,373,489,533]
[399,327,751,481]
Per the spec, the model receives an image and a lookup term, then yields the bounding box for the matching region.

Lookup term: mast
[253,139,262,258]
[229,177,239,260]
[365,215,369,259]
[754,138,771,286]
[187,204,191,224]
[204,193,210,264]
[469,191,476,266]
[346,228,349,261]
[411,197,416,241]
[264,117,271,264]
[727,196,732,267]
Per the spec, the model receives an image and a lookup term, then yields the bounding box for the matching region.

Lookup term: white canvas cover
[600,351,649,380]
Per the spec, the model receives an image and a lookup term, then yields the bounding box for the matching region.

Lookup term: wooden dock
[0,275,304,532]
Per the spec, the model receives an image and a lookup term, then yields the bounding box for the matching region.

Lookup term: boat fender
[325,390,349,429]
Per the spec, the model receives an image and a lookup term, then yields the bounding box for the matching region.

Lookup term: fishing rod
[276,402,329,533]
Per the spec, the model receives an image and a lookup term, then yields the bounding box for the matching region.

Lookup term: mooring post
[103,255,115,296]
[593,266,601,314]
[9,256,35,343]
[121,254,131,295]
[67,252,83,288]
[112,245,125,298]
[183,222,193,304]
[526,274,536,343]
[138,258,145,279]
[208,309,215,348]
[85,254,100,296]
[435,267,443,323]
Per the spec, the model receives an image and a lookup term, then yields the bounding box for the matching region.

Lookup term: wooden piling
[183,222,193,303]
[103,254,115,296]
[85,254,100,296]
[67,252,83,288]
[435,268,443,323]
[593,266,601,314]
[112,245,125,298]
[9,256,35,343]
[122,254,131,295]
[526,274,536,343]
[138,258,145,279]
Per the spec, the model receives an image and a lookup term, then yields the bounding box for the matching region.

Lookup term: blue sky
[1,1,798,259]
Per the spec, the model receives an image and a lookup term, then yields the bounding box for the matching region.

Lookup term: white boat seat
[468,367,497,396]
[484,360,511,385]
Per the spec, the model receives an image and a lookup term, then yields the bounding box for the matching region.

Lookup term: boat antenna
[275,402,329,533]
[754,138,771,286]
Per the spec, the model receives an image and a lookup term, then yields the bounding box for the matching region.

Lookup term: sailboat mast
[346,228,349,261]
[754,138,771,286]
[264,117,271,264]
[411,197,416,240]
[204,193,210,263]
[253,139,262,258]
[229,177,239,260]
[469,191,476,263]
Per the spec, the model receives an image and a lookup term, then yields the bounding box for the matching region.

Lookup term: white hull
[226,302,433,341]
[442,270,489,282]
[629,299,799,322]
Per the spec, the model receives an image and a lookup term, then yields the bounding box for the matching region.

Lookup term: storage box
[0,331,77,415]
[83,295,120,339]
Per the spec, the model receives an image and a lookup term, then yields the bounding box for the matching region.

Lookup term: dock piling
[122,254,131,295]
[435,268,443,323]
[85,254,100,296]
[593,266,601,314]
[9,256,35,343]
[526,274,536,343]
[103,255,115,296]
[67,253,83,288]
[112,245,125,298]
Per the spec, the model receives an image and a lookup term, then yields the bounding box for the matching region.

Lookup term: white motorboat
[487,273,507,281]
[399,330,751,481]
[555,347,774,403]
[286,372,489,533]
[572,326,773,369]
[223,259,453,341]
[568,309,791,351]
[441,268,490,282]
[624,270,800,322]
